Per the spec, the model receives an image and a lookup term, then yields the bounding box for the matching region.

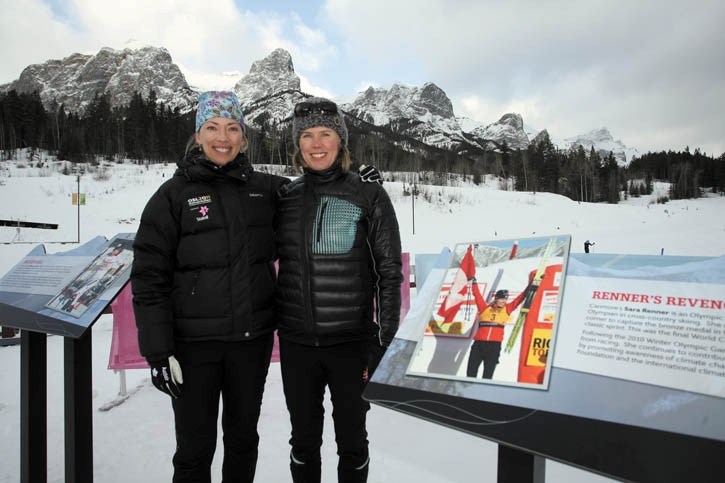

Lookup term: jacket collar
[176,151,253,183]
[302,160,344,184]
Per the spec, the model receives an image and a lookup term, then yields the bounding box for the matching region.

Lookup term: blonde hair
[292,145,352,173]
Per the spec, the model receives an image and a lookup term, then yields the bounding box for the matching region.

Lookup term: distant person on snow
[584,239,595,253]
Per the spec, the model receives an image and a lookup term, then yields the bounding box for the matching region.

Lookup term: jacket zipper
[303,186,319,345]
[316,201,328,243]
[191,271,200,295]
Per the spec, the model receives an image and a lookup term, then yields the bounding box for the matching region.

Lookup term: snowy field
[1,158,723,482]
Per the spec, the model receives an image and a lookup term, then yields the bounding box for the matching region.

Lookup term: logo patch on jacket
[187,195,212,207]
[187,195,212,221]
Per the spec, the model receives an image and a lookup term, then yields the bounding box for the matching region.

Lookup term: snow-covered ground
[1,158,723,482]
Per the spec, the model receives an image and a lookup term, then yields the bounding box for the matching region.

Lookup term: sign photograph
[406,235,571,389]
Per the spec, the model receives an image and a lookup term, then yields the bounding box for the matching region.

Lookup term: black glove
[367,343,388,378]
[358,164,383,185]
[150,356,183,398]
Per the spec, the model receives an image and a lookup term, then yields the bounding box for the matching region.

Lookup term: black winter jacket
[275,162,402,348]
[131,151,289,362]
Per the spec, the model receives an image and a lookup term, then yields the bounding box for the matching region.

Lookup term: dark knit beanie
[292,97,348,149]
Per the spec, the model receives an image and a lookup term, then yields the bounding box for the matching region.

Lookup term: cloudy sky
[1,0,723,156]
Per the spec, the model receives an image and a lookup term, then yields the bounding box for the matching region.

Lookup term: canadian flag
[436,244,477,322]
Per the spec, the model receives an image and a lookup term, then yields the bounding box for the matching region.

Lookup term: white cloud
[321,0,725,154]
[2,0,723,155]
[1,1,337,98]
[298,74,335,100]
[354,81,379,93]
[0,0,85,81]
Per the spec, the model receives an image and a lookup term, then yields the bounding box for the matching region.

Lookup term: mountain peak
[344,82,455,124]
[572,127,613,143]
[498,113,524,130]
[1,46,637,162]
[562,127,637,165]
[122,39,151,50]
[0,45,195,114]
[233,48,300,107]
[249,48,295,76]
[419,82,454,118]
[466,112,530,150]
[530,129,551,147]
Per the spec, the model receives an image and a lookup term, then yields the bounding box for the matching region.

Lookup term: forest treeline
[1,89,723,203]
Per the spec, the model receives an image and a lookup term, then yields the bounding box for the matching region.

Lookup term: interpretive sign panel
[365,251,725,483]
[555,255,725,398]
[0,233,135,338]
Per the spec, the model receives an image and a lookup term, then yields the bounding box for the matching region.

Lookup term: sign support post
[64,331,94,482]
[497,445,545,483]
[20,330,47,483]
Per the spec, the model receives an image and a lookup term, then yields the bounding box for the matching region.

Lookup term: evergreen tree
[85,92,113,159]
[535,136,559,194]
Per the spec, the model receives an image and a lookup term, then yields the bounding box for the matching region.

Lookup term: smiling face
[194,117,245,166]
[493,297,507,308]
[298,126,342,171]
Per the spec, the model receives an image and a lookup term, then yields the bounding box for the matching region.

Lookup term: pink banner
[401,252,411,321]
[106,282,282,366]
[271,333,280,362]
[107,283,148,370]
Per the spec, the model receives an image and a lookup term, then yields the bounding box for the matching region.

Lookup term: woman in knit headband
[131,91,289,482]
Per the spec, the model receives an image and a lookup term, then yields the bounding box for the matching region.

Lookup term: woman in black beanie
[275,97,403,483]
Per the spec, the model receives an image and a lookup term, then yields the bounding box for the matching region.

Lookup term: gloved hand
[367,343,388,379]
[150,355,183,398]
[358,164,383,185]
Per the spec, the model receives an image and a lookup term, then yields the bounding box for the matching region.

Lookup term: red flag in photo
[437,245,477,322]
[509,240,519,260]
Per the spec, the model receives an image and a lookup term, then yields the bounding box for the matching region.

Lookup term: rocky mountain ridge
[1,45,637,163]
[1,46,196,114]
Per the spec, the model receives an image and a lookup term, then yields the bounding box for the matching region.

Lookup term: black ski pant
[466,340,502,379]
[171,334,273,483]
[280,338,370,483]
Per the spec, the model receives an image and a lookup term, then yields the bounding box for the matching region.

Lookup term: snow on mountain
[560,127,640,165]
[524,122,637,164]
[0,45,196,114]
[343,83,475,151]
[242,90,306,131]
[530,129,553,148]
[233,48,301,109]
[456,116,484,134]
[467,113,530,150]
[1,45,640,162]
[228,49,306,131]
[186,71,244,93]
[345,83,455,124]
